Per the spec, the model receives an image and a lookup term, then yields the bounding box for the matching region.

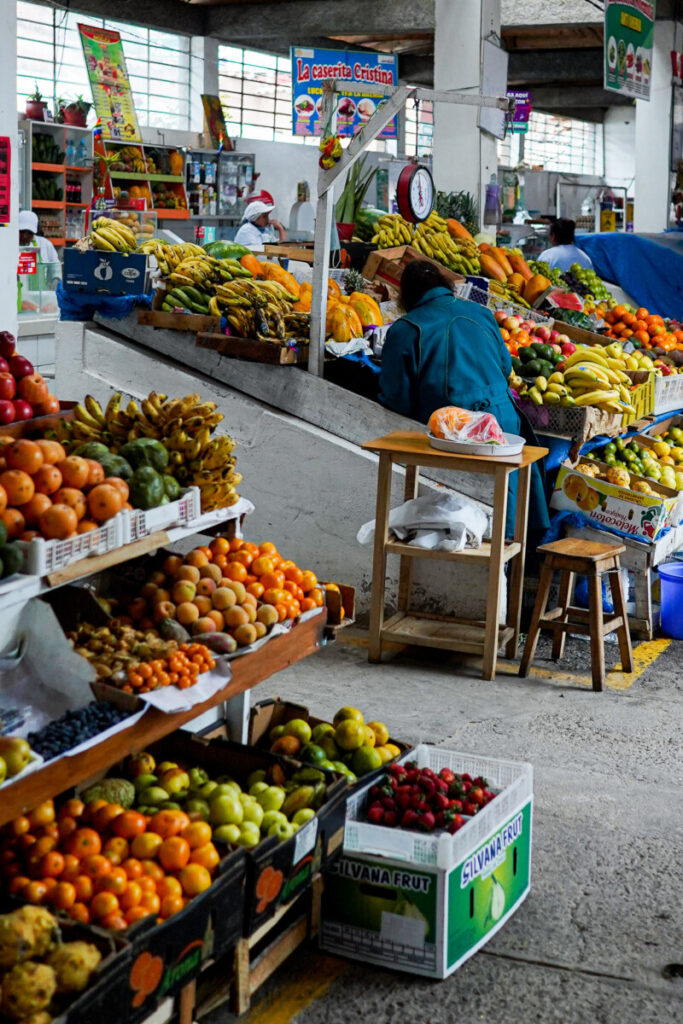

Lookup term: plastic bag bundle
[428,406,505,445]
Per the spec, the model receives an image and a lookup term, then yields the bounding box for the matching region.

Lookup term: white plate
[427,431,526,457]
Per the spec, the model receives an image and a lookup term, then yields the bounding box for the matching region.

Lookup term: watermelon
[545,288,584,311]
[203,241,251,260]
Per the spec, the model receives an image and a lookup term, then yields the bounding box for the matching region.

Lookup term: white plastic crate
[455,282,551,325]
[123,486,202,543]
[653,374,683,416]
[343,744,533,870]
[18,513,124,577]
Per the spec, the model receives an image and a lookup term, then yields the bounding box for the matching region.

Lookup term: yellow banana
[563,349,609,369]
[573,389,620,406]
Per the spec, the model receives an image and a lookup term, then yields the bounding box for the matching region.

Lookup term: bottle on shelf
[65,138,75,166]
[95,186,107,211]
[76,139,88,168]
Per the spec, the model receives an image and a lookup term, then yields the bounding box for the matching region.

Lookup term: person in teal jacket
[379,261,549,538]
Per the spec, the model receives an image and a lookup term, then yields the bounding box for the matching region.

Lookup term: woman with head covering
[234,196,286,250]
[19,210,60,264]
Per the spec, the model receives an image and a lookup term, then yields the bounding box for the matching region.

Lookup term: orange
[97,866,129,895]
[81,854,113,881]
[137,876,157,895]
[69,902,91,924]
[148,810,190,840]
[88,483,123,522]
[159,836,191,871]
[28,801,55,827]
[119,881,142,911]
[160,895,184,919]
[224,561,247,583]
[47,880,76,910]
[1,508,25,540]
[73,875,94,901]
[59,798,85,819]
[9,876,31,896]
[100,912,127,931]
[58,456,90,490]
[230,549,253,568]
[122,857,143,880]
[190,843,220,871]
[185,549,209,568]
[6,439,43,474]
[22,493,52,527]
[131,832,164,859]
[0,469,35,506]
[140,892,160,914]
[179,863,212,896]
[39,504,78,540]
[156,876,183,901]
[140,860,165,882]
[251,556,274,577]
[84,459,105,488]
[104,476,129,502]
[246,581,264,599]
[93,803,125,832]
[22,880,48,904]
[60,854,81,882]
[91,891,120,919]
[35,439,66,465]
[283,564,303,585]
[39,851,65,878]
[300,571,318,593]
[260,570,285,590]
[33,464,62,496]
[103,837,129,865]
[125,906,152,925]
[209,536,230,556]
[181,821,212,849]
[111,811,147,839]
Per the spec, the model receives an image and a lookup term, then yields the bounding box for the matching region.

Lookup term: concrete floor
[205,632,682,1024]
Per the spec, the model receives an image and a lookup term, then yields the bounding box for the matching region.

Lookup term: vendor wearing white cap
[234,199,286,250]
[19,210,60,264]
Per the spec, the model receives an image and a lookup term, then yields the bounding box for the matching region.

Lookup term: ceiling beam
[502,23,603,51]
[532,85,633,110]
[54,0,206,35]
[206,0,435,42]
[508,48,603,85]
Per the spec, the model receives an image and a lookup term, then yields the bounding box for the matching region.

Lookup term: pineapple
[342,268,364,295]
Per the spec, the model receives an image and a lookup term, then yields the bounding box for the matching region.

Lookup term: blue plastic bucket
[657,563,683,638]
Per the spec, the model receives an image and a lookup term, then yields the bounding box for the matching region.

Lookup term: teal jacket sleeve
[378,318,420,419]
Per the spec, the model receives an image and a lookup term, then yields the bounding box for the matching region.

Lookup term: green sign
[604,1,656,101]
[78,23,141,141]
[446,802,532,969]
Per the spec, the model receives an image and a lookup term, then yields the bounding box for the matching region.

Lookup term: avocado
[163,475,181,501]
[511,356,522,373]
[1,544,24,578]
[129,466,166,509]
[539,360,554,378]
[518,347,536,364]
[99,453,133,481]
[525,359,543,377]
[73,441,111,461]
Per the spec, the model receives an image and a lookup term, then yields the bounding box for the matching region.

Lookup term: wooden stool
[519,538,634,692]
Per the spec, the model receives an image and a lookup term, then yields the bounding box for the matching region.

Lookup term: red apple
[0,373,16,401]
[12,399,33,421]
[494,311,508,325]
[0,358,9,374]
[503,316,521,332]
[560,341,576,356]
[0,400,15,424]
[0,332,16,358]
[550,329,560,343]
[8,355,34,379]
[533,326,551,342]
[551,344,561,355]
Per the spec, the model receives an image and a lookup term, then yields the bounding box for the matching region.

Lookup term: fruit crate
[653,373,683,416]
[458,283,551,326]
[122,486,202,544]
[17,511,125,577]
[320,745,533,980]
[144,731,348,937]
[516,397,624,447]
[625,374,655,426]
[248,699,411,789]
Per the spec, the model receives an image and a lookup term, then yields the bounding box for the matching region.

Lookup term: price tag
[293,816,318,863]
[17,251,38,275]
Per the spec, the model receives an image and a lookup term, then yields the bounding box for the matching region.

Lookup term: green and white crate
[320,745,533,979]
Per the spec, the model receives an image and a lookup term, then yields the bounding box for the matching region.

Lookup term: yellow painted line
[606,636,671,690]
[241,954,347,1024]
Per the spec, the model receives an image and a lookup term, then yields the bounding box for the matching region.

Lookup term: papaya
[348,292,383,328]
[508,253,533,281]
[240,253,263,278]
[446,218,473,241]
[325,300,339,334]
[479,253,507,283]
[329,305,363,342]
[293,294,311,313]
[478,242,492,254]
[507,273,526,294]
[489,247,514,277]
[259,262,300,299]
[524,273,552,306]
[328,279,342,300]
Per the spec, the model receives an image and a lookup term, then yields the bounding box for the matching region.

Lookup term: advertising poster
[290,46,398,138]
[78,24,141,141]
[508,91,532,134]
[604,1,656,100]
[0,137,9,224]
[202,95,232,150]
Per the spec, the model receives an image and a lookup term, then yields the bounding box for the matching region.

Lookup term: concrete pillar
[0,2,18,337]
[432,0,501,229]
[191,36,219,135]
[634,20,675,232]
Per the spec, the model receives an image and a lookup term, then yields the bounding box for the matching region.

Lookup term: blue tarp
[576,233,683,321]
[56,282,153,321]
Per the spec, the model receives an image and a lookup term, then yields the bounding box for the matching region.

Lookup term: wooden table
[362,431,548,680]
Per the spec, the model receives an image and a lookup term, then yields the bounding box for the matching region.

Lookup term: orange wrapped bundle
[428,407,505,445]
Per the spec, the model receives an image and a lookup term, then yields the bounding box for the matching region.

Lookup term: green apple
[261,810,288,833]
[199,781,219,799]
[158,768,190,794]
[268,724,286,743]
[156,761,178,774]
[211,782,241,800]
[319,735,340,761]
[238,792,256,806]
[249,781,269,798]
[242,801,264,828]
[257,786,285,812]
[212,823,241,844]
[185,798,211,821]
[216,774,235,784]
[133,773,158,794]
[311,723,335,744]
[189,767,209,788]
[160,801,182,811]
[139,786,170,806]
[0,756,7,785]
[282,718,312,745]
[247,769,267,789]
[268,821,294,842]
[236,822,261,847]
[292,808,316,826]
[0,738,31,777]
[209,794,244,826]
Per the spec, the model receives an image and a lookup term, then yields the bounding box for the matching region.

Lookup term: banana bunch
[413,213,482,275]
[50,392,239,511]
[371,213,414,248]
[210,279,309,345]
[488,280,532,308]
[89,217,138,254]
[520,349,636,414]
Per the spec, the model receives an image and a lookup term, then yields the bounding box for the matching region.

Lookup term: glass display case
[217,152,255,221]
[18,251,60,319]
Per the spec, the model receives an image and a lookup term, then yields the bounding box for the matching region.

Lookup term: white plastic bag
[357,492,489,550]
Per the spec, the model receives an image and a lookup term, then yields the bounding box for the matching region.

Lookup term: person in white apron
[19,210,60,264]
[234,200,286,251]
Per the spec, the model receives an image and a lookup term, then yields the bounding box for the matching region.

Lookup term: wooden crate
[362,245,465,291]
[263,243,315,264]
[138,308,220,333]
[196,332,309,364]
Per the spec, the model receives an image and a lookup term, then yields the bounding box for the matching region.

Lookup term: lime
[282,719,312,745]
[333,706,364,728]
[301,744,327,764]
[350,746,383,776]
[334,719,366,751]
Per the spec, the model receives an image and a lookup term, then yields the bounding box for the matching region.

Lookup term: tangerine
[158,836,190,871]
[39,503,78,539]
[84,459,105,488]
[111,811,147,839]
[0,470,34,506]
[104,477,129,502]
[59,456,90,489]
[69,902,91,924]
[179,863,212,896]
[1,508,25,539]
[6,439,43,475]
[88,483,123,522]
[35,439,66,465]
[47,881,76,909]
[91,891,120,919]
[22,493,52,527]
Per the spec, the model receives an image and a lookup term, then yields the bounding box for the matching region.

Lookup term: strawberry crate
[123,486,202,543]
[653,373,683,416]
[17,512,125,576]
[320,745,533,980]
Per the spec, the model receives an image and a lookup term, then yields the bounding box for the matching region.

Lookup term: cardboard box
[551,459,683,541]
[362,245,465,291]
[63,248,149,296]
[320,745,533,980]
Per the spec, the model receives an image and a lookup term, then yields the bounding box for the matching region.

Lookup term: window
[404,97,433,158]
[17,1,192,130]
[513,113,604,175]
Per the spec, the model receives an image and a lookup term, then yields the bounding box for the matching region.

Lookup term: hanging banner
[78,24,141,141]
[290,46,398,138]
[202,95,232,150]
[507,91,532,134]
[604,1,656,100]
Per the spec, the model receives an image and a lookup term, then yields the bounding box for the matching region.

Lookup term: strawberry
[439,768,456,785]
[388,763,406,778]
[433,793,449,811]
[447,814,465,834]
[448,799,463,812]
[383,811,398,827]
[462,773,472,782]
[435,811,445,828]
[469,786,485,806]
[401,809,419,829]
[463,801,478,816]
[381,797,397,811]
[435,778,449,794]
[367,804,385,824]
[396,790,413,811]
[417,811,435,832]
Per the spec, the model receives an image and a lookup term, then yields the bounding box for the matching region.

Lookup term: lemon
[334,719,365,751]
[374,745,393,764]
[350,746,383,776]
[333,706,364,728]
[384,743,401,758]
[367,721,389,745]
[363,726,376,748]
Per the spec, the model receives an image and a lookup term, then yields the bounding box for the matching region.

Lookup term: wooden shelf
[66,202,88,207]
[154,208,190,219]
[64,165,92,174]
[381,611,514,655]
[385,540,521,563]
[32,200,64,209]
[0,610,328,826]
[32,162,64,172]
[109,172,184,183]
